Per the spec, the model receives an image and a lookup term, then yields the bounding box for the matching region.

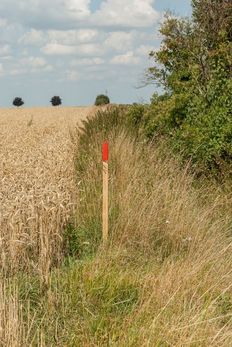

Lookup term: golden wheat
[0,106,97,346]
[0,107,93,279]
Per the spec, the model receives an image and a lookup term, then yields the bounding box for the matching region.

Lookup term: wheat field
[0,107,94,280]
[0,106,97,346]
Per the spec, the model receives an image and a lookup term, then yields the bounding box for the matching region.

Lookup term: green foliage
[95,94,110,106]
[142,1,232,176]
[147,14,195,92]
[13,97,24,107]
[126,103,148,134]
[64,221,102,260]
[150,92,170,105]
[192,0,232,49]
[173,60,232,174]
[144,93,190,140]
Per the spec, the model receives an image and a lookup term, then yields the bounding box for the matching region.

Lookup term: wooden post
[102,142,109,245]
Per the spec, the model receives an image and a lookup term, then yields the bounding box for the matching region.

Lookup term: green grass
[14,256,140,346]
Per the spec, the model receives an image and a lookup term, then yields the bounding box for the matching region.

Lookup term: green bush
[126,103,147,131]
[143,2,232,177]
[173,63,232,175]
[137,77,232,175]
[143,93,189,140]
[95,94,110,106]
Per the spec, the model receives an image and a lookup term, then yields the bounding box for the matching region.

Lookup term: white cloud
[0,55,13,61]
[42,43,76,55]
[20,56,48,68]
[0,44,11,56]
[92,0,159,28]
[8,56,53,76]
[77,43,104,56]
[0,63,4,75]
[0,0,160,29]
[110,51,140,65]
[0,18,8,27]
[104,32,135,51]
[65,0,91,18]
[42,42,104,56]
[47,29,98,45]
[9,67,27,76]
[66,70,80,81]
[0,0,92,28]
[70,57,104,66]
[19,29,45,45]
[19,29,99,48]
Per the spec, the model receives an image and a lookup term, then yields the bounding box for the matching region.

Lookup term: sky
[0,0,192,107]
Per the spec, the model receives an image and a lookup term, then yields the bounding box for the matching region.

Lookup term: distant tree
[50,96,62,106]
[95,94,110,106]
[13,97,24,107]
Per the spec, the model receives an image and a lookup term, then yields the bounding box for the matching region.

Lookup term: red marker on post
[102,142,109,245]
[102,142,109,162]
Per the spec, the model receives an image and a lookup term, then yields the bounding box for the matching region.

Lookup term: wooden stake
[102,143,109,245]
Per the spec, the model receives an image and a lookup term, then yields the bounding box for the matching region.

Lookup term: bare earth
[0,106,94,274]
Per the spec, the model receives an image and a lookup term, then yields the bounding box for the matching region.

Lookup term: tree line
[12,94,110,107]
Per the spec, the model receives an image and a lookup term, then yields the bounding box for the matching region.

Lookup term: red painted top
[102,142,109,161]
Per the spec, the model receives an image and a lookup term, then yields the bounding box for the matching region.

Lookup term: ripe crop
[0,107,93,280]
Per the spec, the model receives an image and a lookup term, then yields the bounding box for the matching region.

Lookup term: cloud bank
[0,0,167,105]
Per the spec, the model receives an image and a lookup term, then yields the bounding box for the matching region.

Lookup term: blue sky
[0,0,192,107]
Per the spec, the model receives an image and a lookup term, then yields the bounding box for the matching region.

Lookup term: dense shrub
[95,94,110,106]
[126,103,148,132]
[140,1,232,176]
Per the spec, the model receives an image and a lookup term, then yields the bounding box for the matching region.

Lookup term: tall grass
[0,107,232,346]
[69,108,232,345]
